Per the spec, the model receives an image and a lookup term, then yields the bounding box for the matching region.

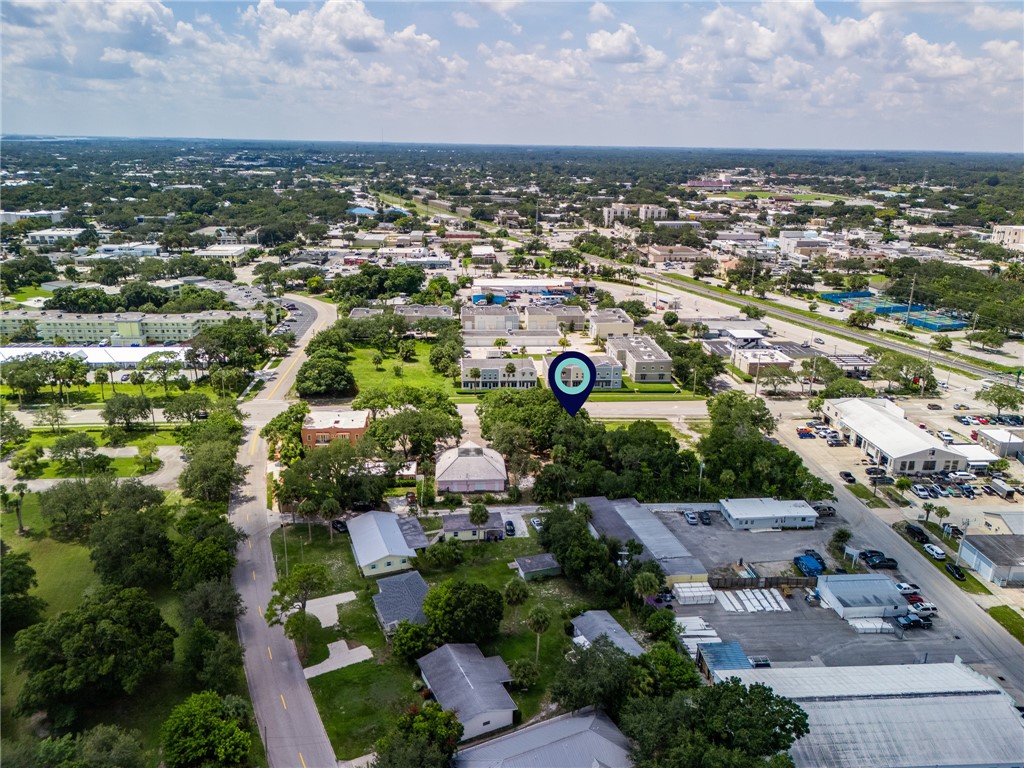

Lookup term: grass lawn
[30,455,161,479]
[589,391,699,402]
[895,524,993,595]
[27,425,180,448]
[847,483,889,508]
[988,606,1024,645]
[10,286,50,301]
[266,357,284,369]
[276,525,601,759]
[1,379,227,408]
[346,342,455,395]
[620,375,679,393]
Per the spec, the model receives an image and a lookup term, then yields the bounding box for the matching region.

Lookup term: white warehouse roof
[728,662,1024,768]
[720,498,818,520]
[0,346,189,366]
[827,398,952,458]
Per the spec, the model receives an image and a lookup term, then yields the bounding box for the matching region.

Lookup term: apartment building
[460,358,537,390]
[461,305,520,332]
[394,304,454,321]
[605,335,672,382]
[300,410,371,448]
[542,354,622,390]
[992,225,1024,251]
[602,203,667,227]
[0,309,266,346]
[523,305,586,332]
[588,308,634,340]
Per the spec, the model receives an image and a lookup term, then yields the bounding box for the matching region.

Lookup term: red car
[905,594,925,605]
[977,417,989,425]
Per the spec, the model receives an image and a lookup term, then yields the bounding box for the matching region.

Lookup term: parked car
[930,484,950,497]
[858,549,885,561]
[683,511,699,525]
[905,593,926,605]
[827,438,845,447]
[926,403,942,410]
[505,520,516,537]
[811,503,836,516]
[943,524,964,538]
[867,555,899,569]
[923,543,946,560]
[912,484,931,500]
[904,525,929,543]
[804,550,826,569]
[896,614,924,630]
[331,520,347,533]
[120,374,131,382]
[698,510,712,525]
[530,517,543,531]
[872,476,895,486]
[814,337,825,344]
[926,486,940,498]
[909,602,939,617]
[839,471,856,483]
[945,562,967,581]
[953,403,969,410]
[895,582,921,595]
[865,467,886,477]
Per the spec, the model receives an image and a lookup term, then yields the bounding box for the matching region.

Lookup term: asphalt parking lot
[673,584,983,668]
[276,298,318,339]
[768,340,824,359]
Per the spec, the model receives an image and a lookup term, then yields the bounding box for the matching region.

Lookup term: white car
[895,582,921,595]
[923,543,946,560]
[911,484,931,499]
[909,602,939,617]
[530,517,543,532]
[947,471,977,482]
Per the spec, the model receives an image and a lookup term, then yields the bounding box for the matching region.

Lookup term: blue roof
[384,206,409,215]
[698,641,752,674]
[348,206,377,215]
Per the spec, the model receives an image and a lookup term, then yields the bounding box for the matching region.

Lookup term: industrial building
[726,662,1024,768]
[957,535,1024,587]
[576,496,707,584]
[816,574,908,620]
[719,498,818,531]
[570,610,644,657]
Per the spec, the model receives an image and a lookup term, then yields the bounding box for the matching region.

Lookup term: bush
[507,485,522,503]
[509,659,540,691]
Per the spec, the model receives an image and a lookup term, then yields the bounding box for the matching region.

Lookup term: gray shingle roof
[436,442,507,484]
[571,610,644,657]
[514,553,560,574]
[455,710,631,768]
[444,511,504,533]
[373,571,428,629]
[397,516,429,550]
[418,644,516,722]
[348,511,416,568]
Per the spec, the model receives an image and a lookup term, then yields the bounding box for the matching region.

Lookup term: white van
[937,431,954,444]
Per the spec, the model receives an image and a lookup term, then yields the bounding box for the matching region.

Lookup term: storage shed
[513,553,561,581]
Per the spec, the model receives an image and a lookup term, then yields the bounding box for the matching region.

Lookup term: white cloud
[964,3,1024,31]
[588,2,614,23]
[560,30,574,41]
[586,23,667,69]
[452,11,479,29]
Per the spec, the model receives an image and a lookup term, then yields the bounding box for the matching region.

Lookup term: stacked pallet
[673,582,716,605]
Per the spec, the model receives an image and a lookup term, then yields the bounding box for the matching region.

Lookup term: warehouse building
[816,574,908,620]
[719,498,818,531]
[576,496,706,584]
[957,535,1024,587]
[727,662,1024,768]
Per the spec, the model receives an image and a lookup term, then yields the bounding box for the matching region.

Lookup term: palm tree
[503,578,529,625]
[632,571,661,611]
[94,368,109,400]
[469,502,489,541]
[558,336,571,352]
[526,605,550,662]
[12,482,28,534]
[129,370,147,396]
[320,497,341,543]
[921,501,936,523]
[469,367,481,390]
[504,362,517,387]
[297,499,318,542]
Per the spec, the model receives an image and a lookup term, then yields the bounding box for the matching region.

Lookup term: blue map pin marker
[548,351,597,417]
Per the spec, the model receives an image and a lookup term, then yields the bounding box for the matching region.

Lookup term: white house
[719,498,818,531]
[418,644,517,741]
[347,511,424,577]
[435,441,507,493]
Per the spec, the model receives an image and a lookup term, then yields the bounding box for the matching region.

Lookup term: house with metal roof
[435,442,507,494]
[418,644,517,741]
[455,709,630,768]
[727,662,1024,768]
[443,511,504,541]
[577,496,707,584]
[514,553,561,581]
[957,535,1024,586]
[570,610,644,657]
[372,571,428,634]
[347,511,425,577]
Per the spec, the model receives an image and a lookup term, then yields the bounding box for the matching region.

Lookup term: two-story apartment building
[588,308,634,340]
[461,305,520,332]
[394,304,454,321]
[300,410,371,448]
[605,335,673,382]
[542,354,622,390]
[523,305,586,333]
[460,358,537,390]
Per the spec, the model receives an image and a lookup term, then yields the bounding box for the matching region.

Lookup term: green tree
[179,441,249,503]
[391,620,432,662]
[89,505,172,588]
[830,527,853,550]
[128,370,147,396]
[632,571,662,608]
[468,501,490,540]
[503,578,529,624]
[0,551,47,631]
[136,436,159,471]
[934,505,951,530]
[295,350,356,397]
[35,401,68,434]
[895,476,913,497]
[922,501,936,523]
[265,563,331,660]
[160,691,251,768]
[932,335,953,351]
[977,383,1024,415]
[526,604,551,662]
[50,431,99,477]
[141,351,182,397]
[758,365,796,395]
[15,586,176,728]
[372,702,463,768]
[423,578,504,645]
[164,392,213,423]
[847,309,877,328]
[101,394,152,430]
[663,311,678,327]
[182,618,243,695]
[74,724,146,768]
[93,367,110,400]
[181,579,245,632]
[551,636,634,717]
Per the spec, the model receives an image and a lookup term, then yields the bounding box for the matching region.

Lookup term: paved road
[775,424,1024,702]
[231,293,341,768]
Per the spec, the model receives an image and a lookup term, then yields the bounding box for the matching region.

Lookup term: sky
[2,1,1023,152]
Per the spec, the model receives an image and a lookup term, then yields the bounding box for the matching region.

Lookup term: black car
[839,471,856,483]
[505,520,516,537]
[905,524,929,544]
[867,556,899,570]
[945,562,967,581]
[871,476,895,486]
[804,550,826,569]
[926,403,942,410]
[858,549,885,561]
[331,520,347,533]
[698,510,712,525]
[865,467,887,477]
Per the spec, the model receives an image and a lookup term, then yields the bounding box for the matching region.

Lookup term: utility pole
[282,523,289,578]
[808,353,819,397]
[954,518,969,567]
[904,274,917,327]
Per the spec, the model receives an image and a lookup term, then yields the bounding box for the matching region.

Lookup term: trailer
[991,477,1016,500]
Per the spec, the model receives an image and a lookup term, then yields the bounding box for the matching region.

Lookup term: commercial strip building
[730,347,794,376]
[300,410,371,447]
[577,496,707,584]
[719,498,818,531]
[0,308,267,346]
[605,335,673,382]
[821,398,986,475]
[522,304,586,332]
[461,305,520,332]
[957,535,1024,586]
[726,662,1024,768]
[0,345,188,369]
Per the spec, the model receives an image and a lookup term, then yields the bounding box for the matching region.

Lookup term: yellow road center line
[267,646,273,660]
[280,694,287,711]
[266,351,303,399]
[249,432,258,455]
[251,569,256,581]
[258,605,264,617]
[299,754,307,768]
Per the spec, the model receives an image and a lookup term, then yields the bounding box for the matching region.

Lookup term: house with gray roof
[347,511,425,577]
[443,511,504,541]
[570,610,644,657]
[514,553,561,581]
[348,307,384,319]
[455,709,631,768]
[418,644,517,740]
[435,441,507,493]
[372,571,429,634]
